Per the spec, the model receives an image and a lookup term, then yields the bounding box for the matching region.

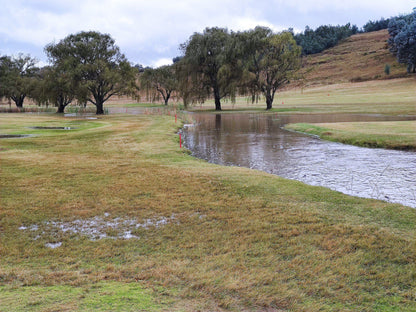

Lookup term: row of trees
[388,12,416,73]
[2,13,414,114]
[293,24,358,55]
[1,27,301,113]
[0,32,138,114]
[143,27,301,110]
[363,18,391,33]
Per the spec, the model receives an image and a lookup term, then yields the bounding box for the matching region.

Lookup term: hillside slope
[300,29,408,86]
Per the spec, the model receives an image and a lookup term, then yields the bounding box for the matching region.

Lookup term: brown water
[182,113,416,208]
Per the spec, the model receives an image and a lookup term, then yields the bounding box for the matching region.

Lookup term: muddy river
[182,113,416,208]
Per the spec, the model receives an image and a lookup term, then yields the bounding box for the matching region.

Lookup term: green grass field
[190,78,416,115]
[285,120,416,150]
[1,111,415,311]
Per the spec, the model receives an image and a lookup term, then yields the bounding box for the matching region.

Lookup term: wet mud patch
[29,126,76,130]
[19,213,176,248]
[0,134,33,139]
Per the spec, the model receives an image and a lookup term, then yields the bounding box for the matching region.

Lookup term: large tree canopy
[45,31,137,114]
[238,27,301,110]
[180,27,240,111]
[0,54,38,108]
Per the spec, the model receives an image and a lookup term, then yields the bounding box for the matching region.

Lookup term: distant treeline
[293,24,358,55]
[294,13,412,56]
[362,18,391,33]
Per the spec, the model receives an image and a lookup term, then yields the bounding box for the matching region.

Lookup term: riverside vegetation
[1,111,415,311]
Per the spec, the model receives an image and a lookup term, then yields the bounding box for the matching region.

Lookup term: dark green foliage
[179,27,301,110]
[45,31,138,114]
[294,24,356,55]
[31,65,79,113]
[388,13,416,73]
[0,54,38,108]
[180,27,240,111]
[363,18,391,32]
[237,27,301,110]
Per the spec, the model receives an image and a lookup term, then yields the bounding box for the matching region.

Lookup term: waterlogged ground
[183,113,416,208]
[19,214,177,247]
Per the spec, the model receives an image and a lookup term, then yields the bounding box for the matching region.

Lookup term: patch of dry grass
[1,113,415,311]
[300,29,408,86]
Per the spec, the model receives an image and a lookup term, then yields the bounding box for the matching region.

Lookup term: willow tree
[30,65,78,113]
[238,27,301,110]
[180,27,240,111]
[45,31,137,114]
[141,65,177,105]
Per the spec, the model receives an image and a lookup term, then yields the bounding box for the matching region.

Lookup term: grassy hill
[299,29,409,87]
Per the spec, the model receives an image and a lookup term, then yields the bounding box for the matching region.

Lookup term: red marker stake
[175,114,177,123]
[179,134,182,148]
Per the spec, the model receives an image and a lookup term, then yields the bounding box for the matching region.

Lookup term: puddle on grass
[63,113,97,119]
[29,126,76,130]
[0,134,33,139]
[19,214,176,248]
[45,242,62,249]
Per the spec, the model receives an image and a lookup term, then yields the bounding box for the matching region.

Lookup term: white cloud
[153,58,173,68]
[0,0,414,66]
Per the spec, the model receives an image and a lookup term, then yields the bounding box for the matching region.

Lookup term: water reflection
[182,113,416,208]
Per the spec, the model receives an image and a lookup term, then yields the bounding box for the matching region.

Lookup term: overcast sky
[0,0,414,67]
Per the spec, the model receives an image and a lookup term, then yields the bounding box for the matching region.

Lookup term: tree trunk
[57,97,65,113]
[15,99,23,108]
[164,92,171,105]
[266,94,273,110]
[213,87,222,111]
[214,97,221,111]
[14,95,25,108]
[96,100,104,114]
[264,87,275,110]
[57,105,65,113]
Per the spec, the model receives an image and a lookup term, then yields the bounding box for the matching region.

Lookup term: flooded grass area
[1,113,416,311]
[19,214,176,244]
[285,120,416,150]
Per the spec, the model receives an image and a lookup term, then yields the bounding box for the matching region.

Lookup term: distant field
[193,78,416,115]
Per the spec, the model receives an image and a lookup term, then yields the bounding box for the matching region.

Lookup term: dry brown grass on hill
[300,30,409,87]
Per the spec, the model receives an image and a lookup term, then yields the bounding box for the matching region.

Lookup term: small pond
[182,113,416,208]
